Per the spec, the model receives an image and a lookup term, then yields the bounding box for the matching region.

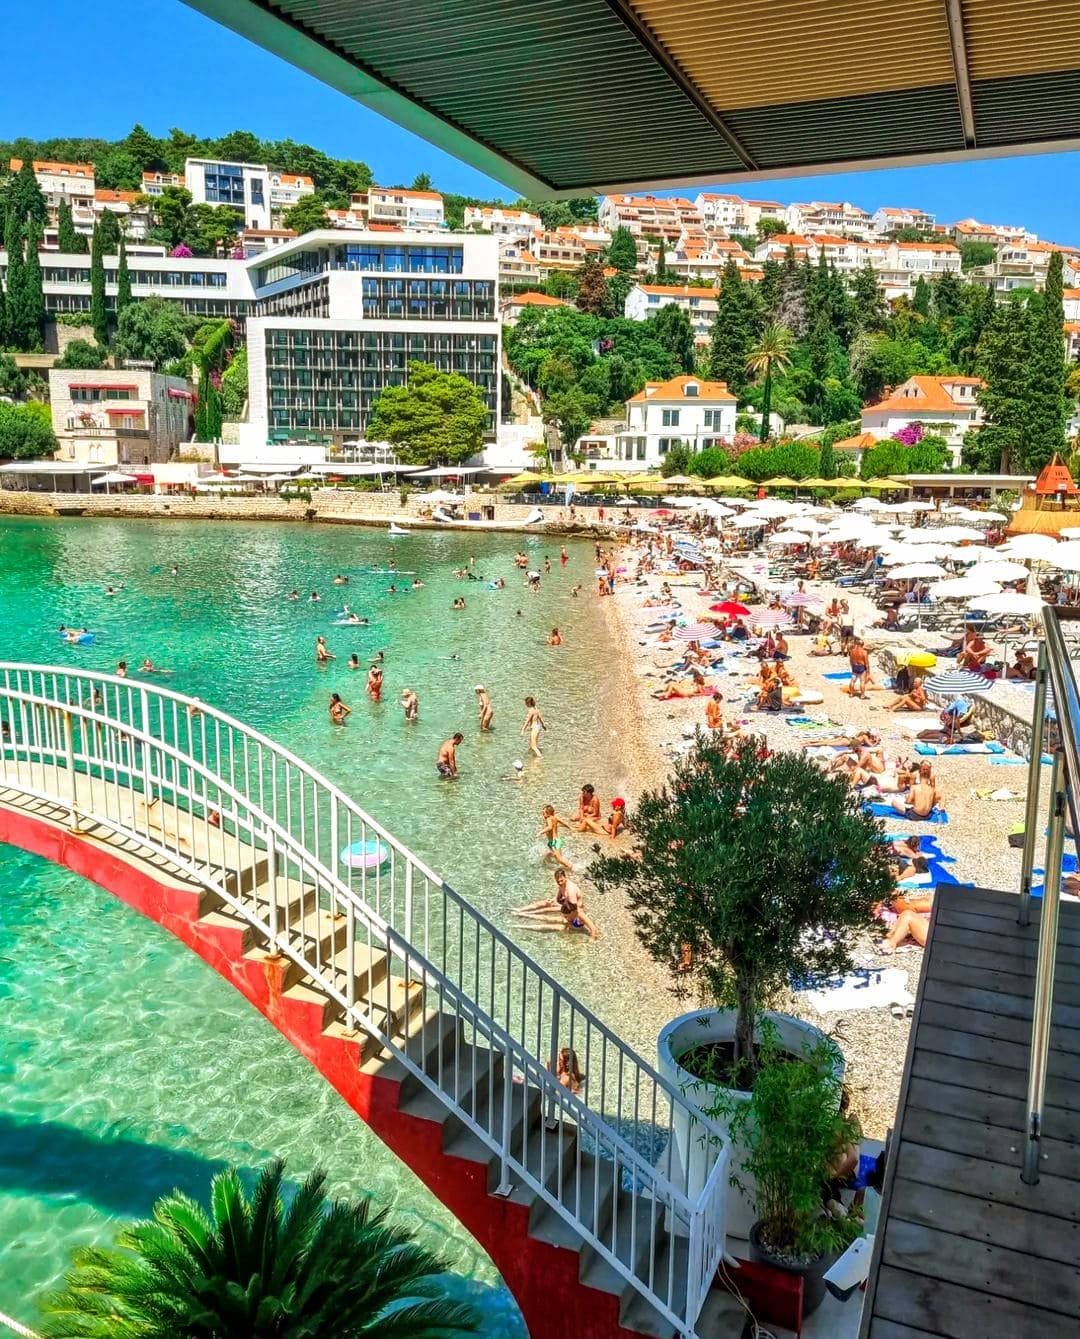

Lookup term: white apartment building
[242,229,499,450]
[48,368,194,468]
[463,205,542,239]
[754,235,961,284]
[694,193,746,233]
[268,172,315,214]
[598,194,702,242]
[741,199,785,232]
[873,206,936,235]
[10,159,95,208]
[533,229,588,272]
[861,376,984,466]
[141,171,185,196]
[951,218,1033,246]
[666,239,749,283]
[785,201,874,239]
[1065,290,1080,360]
[184,158,272,231]
[327,207,367,229]
[967,241,1073,296]
[360,186,445,231]
[624,282,718,344]
[611,375,737,470]
[497,237,541,287]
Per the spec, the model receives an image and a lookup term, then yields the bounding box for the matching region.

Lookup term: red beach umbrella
[709,600,750,617]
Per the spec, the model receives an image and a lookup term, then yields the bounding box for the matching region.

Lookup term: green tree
[0,401,57,459]
[114,296,192,368]
[958,240,996,272]
[1023,251,1069,473]
[116,234,132,315]
[284,194,331,234]
[655,236,668,282]
[912,275,931,317]
[574,259,610,315]
[651,302,696,374]
[21,218,44,350]
[588,736,890,1069]
[933,270,965,323]
[121,122,164,171]
[213,128,263,163]
[817,437,836,479]
[40,1158,478,1339]
[89,224,108,348]
[660,443,692,476]
[736,441,821,481]
[411,171,433,191]
[0,353,28,396]
[94,208,122,253]
[57,198,85,254]
[367,360,488,465]
[688,445,732,476]
[221,345,248,419]
[759,258,781,320]
[851,261,886,333]
[974,295,1034,473]
[757,216,788,239]
[8,159,48,226]
[149,185,193,248]
[774,246,807,336]
[542,385,593,451]
[94,147,143,191]
[607,225,638,273]
[55,339,108,370]
[861,435,950,479]
[746,322,795,440]
[709,259,758,393]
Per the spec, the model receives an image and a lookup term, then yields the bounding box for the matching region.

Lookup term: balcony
[861,609,1080,1339]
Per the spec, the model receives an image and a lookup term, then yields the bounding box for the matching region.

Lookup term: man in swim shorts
[848,638,869,700]
[437,733,463,778]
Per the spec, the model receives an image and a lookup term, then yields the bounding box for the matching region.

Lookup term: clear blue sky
[6,0,1079,245]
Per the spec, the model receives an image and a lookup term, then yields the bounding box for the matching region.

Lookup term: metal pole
[1022,748,1066,1185]
[1019,641,1050,926]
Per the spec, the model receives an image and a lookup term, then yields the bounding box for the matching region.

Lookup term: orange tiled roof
[637,283,717,297]
[371,187,443,201]
[94,189,140,204]
[863,375,985,415]
[627,374,735,403]
[504,291,569,307]
[11,158,93,177]
[273,173,314,188]
[896,241,959,252]
[832,432,877,450]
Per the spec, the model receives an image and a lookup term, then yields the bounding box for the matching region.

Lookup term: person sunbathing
[877,890,934,953]
[653,669,710,700]
[890,762,945,819]
[956,633,990,671]
[886,678,928,712]
[1006,647,1036,681]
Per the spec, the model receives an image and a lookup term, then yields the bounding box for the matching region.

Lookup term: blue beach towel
[823,671,852,681]
[914,741,1006,756]
[867,801,949,824]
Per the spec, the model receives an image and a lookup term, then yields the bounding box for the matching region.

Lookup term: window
[661,409,680,427]
[683,382,698,397]
[250,178,264,205]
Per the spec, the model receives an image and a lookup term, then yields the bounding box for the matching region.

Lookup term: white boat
[388,523,411,536]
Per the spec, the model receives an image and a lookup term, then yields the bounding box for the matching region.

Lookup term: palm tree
[41,1159,479,1339]
[746,322,795,442]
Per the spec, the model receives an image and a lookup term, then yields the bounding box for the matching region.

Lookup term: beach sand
[599,546,1041,1140]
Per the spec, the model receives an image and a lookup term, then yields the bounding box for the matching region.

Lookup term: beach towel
[882,832,965,888]
[867,801,949,824]
[799,967,914,1015]
[914,741,1006,756]
[989,754,1054,766]
[1031,851,1079,898]
[823,671,852,681]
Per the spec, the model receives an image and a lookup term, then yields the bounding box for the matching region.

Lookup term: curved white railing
[0,664,727,1335]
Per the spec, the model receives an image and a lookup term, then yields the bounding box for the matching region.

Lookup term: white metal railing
[0,664,726,1336]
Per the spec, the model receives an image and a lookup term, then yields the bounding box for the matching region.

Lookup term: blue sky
[5,0,1079,245]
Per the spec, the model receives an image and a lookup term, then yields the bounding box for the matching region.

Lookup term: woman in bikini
[521,696,547,758]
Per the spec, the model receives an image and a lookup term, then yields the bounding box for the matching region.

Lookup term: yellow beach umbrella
[497,471,545,489]
[762,476,801,488]
[660,474,697,487]
[702,475,754,489]
[799,478,832,488]
[907,651,937,670]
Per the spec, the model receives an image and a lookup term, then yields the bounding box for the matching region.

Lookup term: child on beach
[538,805,574,870]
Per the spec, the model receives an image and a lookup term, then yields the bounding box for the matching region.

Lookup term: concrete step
[198,907,261,953]
[529,1145,616,1251]
[619,1232,693,1339]
[580,1190,665,1301]
[361,1006,461,1082]
[234,874,320,930]
[400,1040,503,1116]
[324,978,425,1059]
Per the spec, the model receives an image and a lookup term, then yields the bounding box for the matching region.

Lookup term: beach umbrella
[497,472,544,489]
[923,669,993,695]
[761,476,801,488]
[710,600,750,617]
[747,607,793,627]
[767,531,812,545]
[904,501,936,512]
[848,497,882,510]
[730,514,763,529]
[967,591,1045,616]
[660,474,697,487]
[886,562,947,579]
[782,591,822,607]
[1059,527,1080,541]
[907,651,938,670]
[999,534,1059,560]
[1046,543,1080,572]
[933,576,1003,600]
[966,559,1030,582]
[713,494,751,505]
[674,622,715,641]
[702,476,754,489]
[649,508,673,517]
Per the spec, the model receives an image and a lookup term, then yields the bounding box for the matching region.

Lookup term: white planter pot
[657,1009,839,1241]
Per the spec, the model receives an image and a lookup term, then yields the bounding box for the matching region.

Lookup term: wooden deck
[861,883,1080,1339]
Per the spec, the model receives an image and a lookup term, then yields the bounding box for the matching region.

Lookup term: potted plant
[716,1024,865,1315]
[589,734,892,1229]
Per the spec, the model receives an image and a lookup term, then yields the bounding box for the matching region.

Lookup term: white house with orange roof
[268,171,315,214]
[141,170,184,197]
[613,374,737,469]
[872,206,936,236]
[624,283,718,343]
[499,290,570,325]
[598,194,702,241]
[497,238,541,287]
[463,204,542,239]
[742,199,785,231]
[967,240,1079,296]
[785,201,874,239]
[951,218,1033,246]
[360,185,445,231]
[694,193,746,233]
[860,376,985,466]
[10,159,95,209]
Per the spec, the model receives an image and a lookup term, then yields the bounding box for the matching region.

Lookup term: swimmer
[388,559,397,572]
[367,664,384,701]
[329,692,351,724]
[411,578,424,590]
[436,732,463,779]
[516,609,524,618]
[493,576,506,590]
[309,591,320,602]
[170,564,178,576]
[544,556,551,573]
[347,654,361,670]
[388,584,398,594]
[513,870,598,940]
[502,759,526,782]
[452,597,466,610]
[475,685,494,731]
[571,585,581,598]
[342,611,363,625]
[139,658,168,674]
[287,590,300,600]
[333,574,349,586]
[104,585,118,597]
[116,660,127,678]
[315,635,335,663]
[547,627,562,646]
[538,804,574,871]
[374,651,385,665]
[521,696,547,758]
[401,688,419,723]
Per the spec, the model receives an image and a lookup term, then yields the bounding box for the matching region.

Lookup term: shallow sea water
[0,515,644,1331]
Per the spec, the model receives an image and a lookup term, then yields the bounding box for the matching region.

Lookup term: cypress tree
[775,246,807,337]
[1024,251,1068,473]
[656,237,667,281]
[116,235,132,315]
[90,224,108,348]
[22,218,44,350]
[818,437,836,480]
[3,211,24,348]
[606,225,638,273]
[57,198,85,253]
[975,296,1034,473]
[708,260,757,393]
[912,275,931,318]
[96,208,122,253]
[759,258,781,319]
[851,261,886,333]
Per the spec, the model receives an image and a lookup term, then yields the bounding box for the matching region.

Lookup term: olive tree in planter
[588,733,892,1230]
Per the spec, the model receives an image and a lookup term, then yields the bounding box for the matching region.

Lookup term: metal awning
[183,0,1080,192]
[0,461,110,474]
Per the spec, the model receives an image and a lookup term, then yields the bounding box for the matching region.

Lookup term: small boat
[388,523,411,536]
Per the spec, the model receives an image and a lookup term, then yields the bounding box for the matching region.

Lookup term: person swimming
[333,574,349,585]
[315,635,335,663]
[347,654,361,670]
[287,590,300,600]
[367,664,383,701]
[309,591,320,602]
[329,692,351,724]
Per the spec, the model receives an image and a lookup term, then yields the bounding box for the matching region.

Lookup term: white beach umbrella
[888,562,948,579]
[933,576,1003,600]
[967,591,1045,615]
[1046,543,1080,572]
[965,559,1030,582]
[767,531,813,546]
[1059,527,1080,541]
[715,496,751,506]
[904,501,936,512]
[998,534,1059,560]
[881,546,953,566]
[847,497,882,511]
[730,514,764,529]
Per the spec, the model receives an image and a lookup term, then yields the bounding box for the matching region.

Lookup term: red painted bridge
[0,664,741,1339]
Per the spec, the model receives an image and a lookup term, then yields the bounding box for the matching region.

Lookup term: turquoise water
[0,516,637,1331]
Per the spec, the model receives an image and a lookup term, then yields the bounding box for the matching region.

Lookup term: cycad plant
[40,1159,479,1339]
[746,323,795,442]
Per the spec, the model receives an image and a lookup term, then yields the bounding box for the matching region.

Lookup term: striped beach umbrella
[673,622,716,641]
[923,670,993,695]
[748,608,794,627]
[781,591,823,607]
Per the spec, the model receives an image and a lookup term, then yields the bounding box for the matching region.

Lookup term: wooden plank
[925,955,1080,1009]
[888,1177,1080,1263]
[919,1000,1080,1058]
[934,906,1080,952]
[871,1263,1080,1339]
[900,1105,1080,1181]
[894,1141,1080,1221]
[909,1049,1080,1109]
[881,1218,1080,1317]
[916,1023,1080,1087]
[921,977,1038,1026]
[904,1074,1027,1133]
[865,1321,945,1339]
[932,920,1080,970]
[930,930,1080,977]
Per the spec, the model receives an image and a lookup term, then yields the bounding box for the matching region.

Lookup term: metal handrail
[1019,609,1080,1184]
[0,664,726,1335]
